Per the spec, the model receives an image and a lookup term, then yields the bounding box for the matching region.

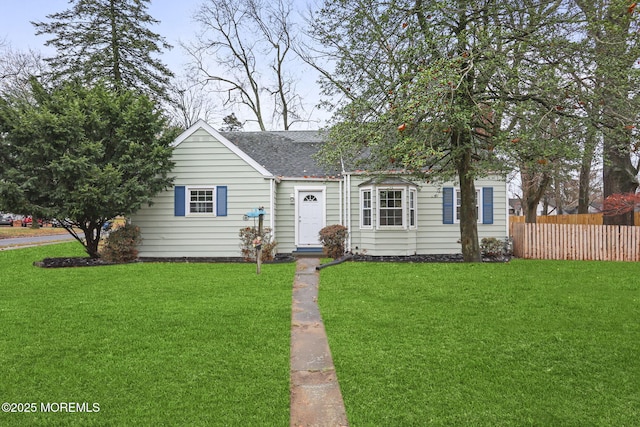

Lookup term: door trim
[294,186,326,247]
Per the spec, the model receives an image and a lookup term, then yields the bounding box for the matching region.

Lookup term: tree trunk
[554,178,563,215]
[524,200,538,224]
[592,6,638,225]
[520,168,552,223]
[455,136,481,262]
[80,223,102,259]
[577,130,597,214]
[603,138,637,225]
[577,160,592,214]
[109,0,122,88]
[458,173,480,262]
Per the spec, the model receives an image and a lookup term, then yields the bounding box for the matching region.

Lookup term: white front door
[297,190,324,246]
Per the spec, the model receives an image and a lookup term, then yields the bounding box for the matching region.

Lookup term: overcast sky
[0,0,202,72]
[0,0,327,130]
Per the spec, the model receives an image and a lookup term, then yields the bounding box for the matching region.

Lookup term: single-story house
[130,120,508,258]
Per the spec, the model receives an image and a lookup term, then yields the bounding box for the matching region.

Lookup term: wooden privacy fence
[510,212,640,224]
[509,213,640,236]
[510,213,605,225]
[511,223,640,261]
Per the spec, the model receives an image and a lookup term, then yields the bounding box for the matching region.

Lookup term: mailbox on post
[245,208,265,218]
[244,207,266,274]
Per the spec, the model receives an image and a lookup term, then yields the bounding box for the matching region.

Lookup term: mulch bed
[33,254,295,268]
[34,253,510,268]
[352,253,466,262]
[34,257,119,268]
[351,253,511,263]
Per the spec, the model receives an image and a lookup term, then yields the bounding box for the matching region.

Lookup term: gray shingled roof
[220,130,340,178]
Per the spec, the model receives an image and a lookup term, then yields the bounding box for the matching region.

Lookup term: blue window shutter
[174,186,185,217]
[443,187,454,224]
[216,186,228,216]
[482,187,494,224]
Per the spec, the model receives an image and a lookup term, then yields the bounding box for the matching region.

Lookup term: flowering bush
[239,226,276,262]
[319,224,348,259]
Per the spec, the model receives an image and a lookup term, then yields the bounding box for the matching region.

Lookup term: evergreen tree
[0,79,177,258]
[220,113,244,132]
[33,0,173,99]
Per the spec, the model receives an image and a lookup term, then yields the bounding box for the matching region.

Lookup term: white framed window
[360,189,373,228]
[359,179,418,229]
[378,188,404,227]
[455,189,481,223]
[188,186,216,215]
[409,188,417,228]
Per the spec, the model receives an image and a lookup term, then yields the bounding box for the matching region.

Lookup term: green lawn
[318,260,640,426]
[4,244,639,426]
[0,243,294,426]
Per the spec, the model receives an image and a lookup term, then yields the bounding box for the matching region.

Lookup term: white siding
[274,179,342,253]
[347,174,508,256]
[131,120,507,258]
[274,181,297,253]
[131,128,273,258]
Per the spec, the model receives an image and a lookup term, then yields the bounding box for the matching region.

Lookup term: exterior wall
[131,128,273,258]
[274,179,342,254]
[347,174,508,256]
[131,120,507,258]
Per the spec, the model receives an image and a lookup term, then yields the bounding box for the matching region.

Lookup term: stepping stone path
[290,258,349,427]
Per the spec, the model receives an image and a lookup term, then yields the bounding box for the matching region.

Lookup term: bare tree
[166,76,220,129]
[0,45,49,101]
[186,0,307,130]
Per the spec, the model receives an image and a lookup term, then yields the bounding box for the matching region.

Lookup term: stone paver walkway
[290,258,349,427]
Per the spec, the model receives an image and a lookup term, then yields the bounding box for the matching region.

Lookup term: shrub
[100,222,141,263]
[480,237,512,260]
[239,226,277,262]
[319,224,348,259]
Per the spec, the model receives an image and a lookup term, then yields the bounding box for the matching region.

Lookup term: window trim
[454,188,482,224]
[409,188,417,229]
[360,188,373,229]
[186,185,217,216]
[377,187,406,229]
[359,181,419,230]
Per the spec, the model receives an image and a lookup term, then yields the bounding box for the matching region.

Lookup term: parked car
[0,215,14,226]
[21,216,44,227]
[51,218,72,228]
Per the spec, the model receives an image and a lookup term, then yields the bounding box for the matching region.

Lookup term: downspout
[340,157,351,252]
[505,179,509,238]
[346,174,352,252]
[270,177,277,241]
[338,175,343,225]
